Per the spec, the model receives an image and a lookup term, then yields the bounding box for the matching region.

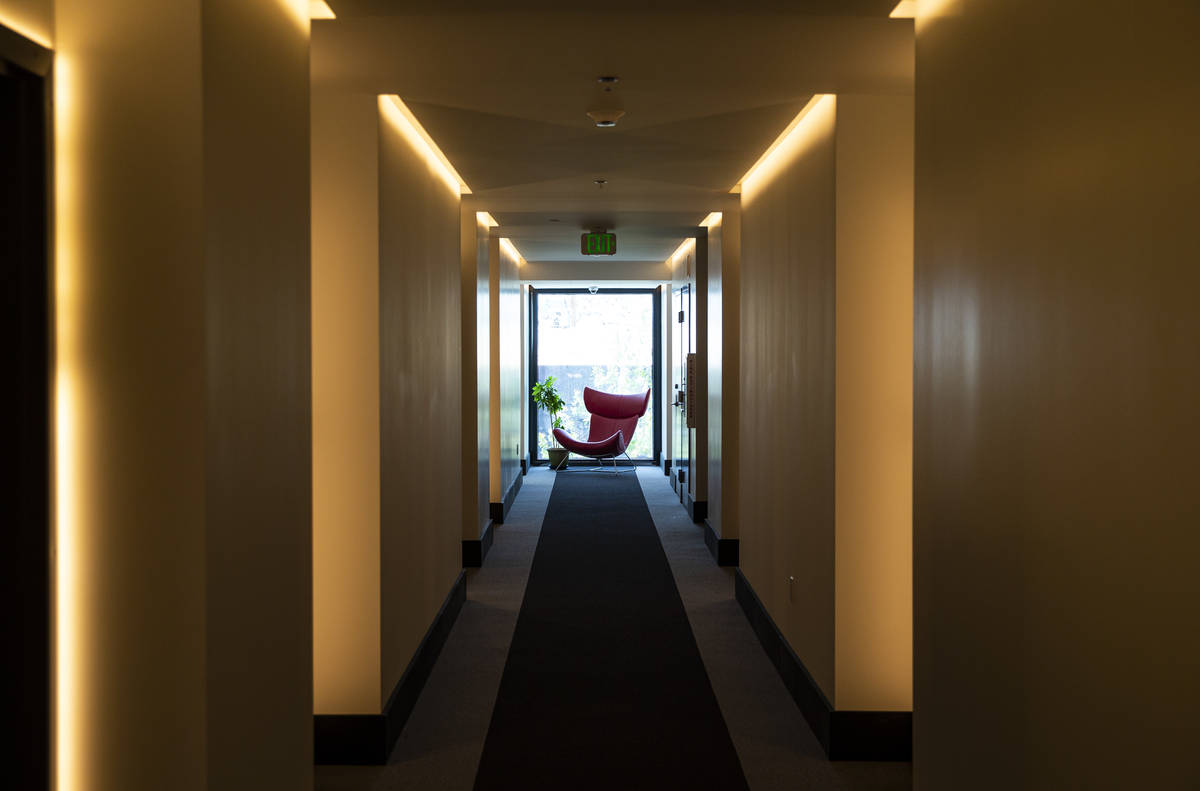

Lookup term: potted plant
[532,375,569,471]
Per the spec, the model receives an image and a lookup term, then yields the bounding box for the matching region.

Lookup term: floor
[315,466,912,791]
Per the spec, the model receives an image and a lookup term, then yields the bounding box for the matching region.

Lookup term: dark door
[1,27,52,791]
[673,284,690,496]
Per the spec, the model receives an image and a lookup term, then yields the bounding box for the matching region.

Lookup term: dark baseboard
[512,470,523,508]
[520,456,528,475]
[494,472,522,524]
[684,492,707,524]
[462,519,495,568]
[702,519,739,566]
[315,570,467,765]
[663,458,672,476]
[829,711,913,761]
[734,570,912,761]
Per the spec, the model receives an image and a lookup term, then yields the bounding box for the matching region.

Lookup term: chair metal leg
[583,453,638,474]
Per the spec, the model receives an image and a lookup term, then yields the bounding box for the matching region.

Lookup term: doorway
[529,288,662,465]
[1,23,52,791]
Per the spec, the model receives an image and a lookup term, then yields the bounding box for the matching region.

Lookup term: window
[531,289,660,462]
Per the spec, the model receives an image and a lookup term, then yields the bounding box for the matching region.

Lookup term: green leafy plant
[531,375,566,446]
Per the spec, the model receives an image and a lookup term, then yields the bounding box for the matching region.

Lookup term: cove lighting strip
[55,53,81,791]
[0,11,53,48]
[476,213,528,264]
[378,95,472,197]
[310,0,336,19]
[889,0,916,17]
[735,94,835,199]
[666,237,696,268]
[733,94,832,194]
[699,212,722,228]
[499,237,526,266]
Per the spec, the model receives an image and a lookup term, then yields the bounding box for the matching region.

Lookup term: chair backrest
[584,387,652,446]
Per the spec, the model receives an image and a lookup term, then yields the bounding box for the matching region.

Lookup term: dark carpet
[473,470,750,791]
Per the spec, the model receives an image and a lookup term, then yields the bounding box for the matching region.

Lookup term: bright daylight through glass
[536,292,654,460]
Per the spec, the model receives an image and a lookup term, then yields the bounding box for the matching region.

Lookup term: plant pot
[548,447,569,471]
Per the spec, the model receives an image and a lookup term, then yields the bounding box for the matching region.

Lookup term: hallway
[316,468,910,791]
[6,1,1199,789]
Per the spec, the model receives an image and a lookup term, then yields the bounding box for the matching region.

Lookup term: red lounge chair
[552,386,651,473]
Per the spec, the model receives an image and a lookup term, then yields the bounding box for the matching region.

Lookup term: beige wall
[311,89,381,715]
[54,1,312,789]
[312,91,464,716]
[833,94,913,711]
[740,93,913,711]
[740,96,839,699]
[0,0,52,46]
[489,236,521,503]
[913,1,1200,787]
[461,208,490,539]
[378,99,463,704]
[706,202,741,539]
[201,1,312,788]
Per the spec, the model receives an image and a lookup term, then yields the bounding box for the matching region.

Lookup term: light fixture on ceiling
[587,76,625,128]
[593,178,608,189]
[588,286,599,294]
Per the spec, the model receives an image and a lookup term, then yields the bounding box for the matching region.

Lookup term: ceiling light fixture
[587,76,625,128]
[699,212,723,228]
[593,178,608,188]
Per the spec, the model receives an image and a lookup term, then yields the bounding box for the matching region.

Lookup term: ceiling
[315,5,912,263]
[327,1,899,16]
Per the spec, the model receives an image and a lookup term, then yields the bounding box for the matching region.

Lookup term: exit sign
[581,232,617,256]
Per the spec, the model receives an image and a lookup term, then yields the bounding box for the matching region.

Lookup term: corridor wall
[377,96,464,710]
[489,235,522,518]
[311,88,463,748]
[311,88,381,715]
[739,93,914,727]
[706,202,742,550]
[913,1,1200,787]
[461,207,490,555]
[53,1,313,789]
